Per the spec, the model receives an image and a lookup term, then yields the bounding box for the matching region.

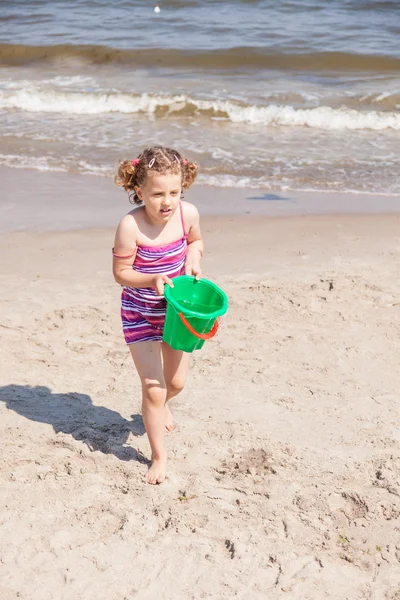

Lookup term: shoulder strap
[179,202,187,237]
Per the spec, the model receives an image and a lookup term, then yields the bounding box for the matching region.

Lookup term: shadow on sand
[0,384,149,465]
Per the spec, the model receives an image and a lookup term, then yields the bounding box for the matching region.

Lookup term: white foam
[0,89,185,115]
[0,76,97,91]
[197,174,400,196]
[1,157,399,196]
[197,174,274,189]
[0,153,67,172]
[203,100,400,130]
[1,89,400,131]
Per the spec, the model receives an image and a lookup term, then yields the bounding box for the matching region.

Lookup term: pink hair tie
[132,158,140,166]
[174,154,188,166]
[112,247,135,259]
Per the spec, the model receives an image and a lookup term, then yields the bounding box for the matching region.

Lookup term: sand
[0,170,400,599]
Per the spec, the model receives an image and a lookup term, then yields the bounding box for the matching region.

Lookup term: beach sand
[1,170,400,599]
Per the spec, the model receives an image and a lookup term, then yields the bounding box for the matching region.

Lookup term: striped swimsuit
[121,203,188,344]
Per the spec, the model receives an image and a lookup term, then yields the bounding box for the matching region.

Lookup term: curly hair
[114,145,198,205]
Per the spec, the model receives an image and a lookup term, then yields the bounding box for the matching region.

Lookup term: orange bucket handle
[178,313,219,340]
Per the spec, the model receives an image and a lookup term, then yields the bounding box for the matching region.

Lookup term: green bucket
[163,275,228,352]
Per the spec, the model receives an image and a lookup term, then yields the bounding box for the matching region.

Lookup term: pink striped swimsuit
[121,203,188,344]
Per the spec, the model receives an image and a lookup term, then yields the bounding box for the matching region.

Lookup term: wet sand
[1,166,400,234]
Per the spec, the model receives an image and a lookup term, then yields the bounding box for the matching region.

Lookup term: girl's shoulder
[115,207,143,245]
[181,201,200,227]
[119,207,144,231]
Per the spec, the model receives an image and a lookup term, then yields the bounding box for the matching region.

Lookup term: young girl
[112,146,203,485]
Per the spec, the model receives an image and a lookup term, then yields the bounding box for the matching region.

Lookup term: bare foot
[145,454,167,485]
[164,404,174,432]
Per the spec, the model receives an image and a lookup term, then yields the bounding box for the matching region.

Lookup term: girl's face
[135,172,182,223]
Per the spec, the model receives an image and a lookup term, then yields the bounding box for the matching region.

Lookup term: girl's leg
[129,341,167,484]
[161,342,191,431]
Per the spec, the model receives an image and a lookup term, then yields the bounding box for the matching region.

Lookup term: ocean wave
[1,43,400,72]
[1,89,399,131]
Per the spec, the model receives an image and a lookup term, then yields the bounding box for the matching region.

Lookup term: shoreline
[1,166,400,233]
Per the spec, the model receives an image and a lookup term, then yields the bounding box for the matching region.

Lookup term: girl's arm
[112,215,173,293]
[184,203,203,279]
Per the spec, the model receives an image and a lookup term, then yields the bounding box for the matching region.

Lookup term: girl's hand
[185,261,202,280]
[153,274,174,296]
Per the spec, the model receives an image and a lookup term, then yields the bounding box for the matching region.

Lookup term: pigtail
[114,159,142,204]
[182,160,198,190]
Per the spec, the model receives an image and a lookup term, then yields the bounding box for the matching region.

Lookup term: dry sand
[0,183,400,598]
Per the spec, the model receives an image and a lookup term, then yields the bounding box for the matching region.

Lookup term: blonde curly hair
[115,145,198,205]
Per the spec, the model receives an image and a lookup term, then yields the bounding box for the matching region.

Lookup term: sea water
[0,0,399,195]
